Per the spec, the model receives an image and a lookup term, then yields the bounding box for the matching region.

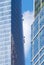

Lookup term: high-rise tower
[31,0,44,65]
[0,0,25,65]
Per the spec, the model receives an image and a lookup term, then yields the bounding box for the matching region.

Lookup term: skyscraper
[0,0,25,65]
[31,0,44,65]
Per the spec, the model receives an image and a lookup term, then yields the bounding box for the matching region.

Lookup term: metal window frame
[31,46,44,62]
[34,53,44,65]
[31,25,44,43]
[40,60,44,65]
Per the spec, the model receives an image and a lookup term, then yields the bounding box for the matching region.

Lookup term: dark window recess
[42,0,44,2]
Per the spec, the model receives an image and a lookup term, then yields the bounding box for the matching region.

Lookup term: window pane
[34,17,38,36]
[40,28,44,48]
[34,36,38,56]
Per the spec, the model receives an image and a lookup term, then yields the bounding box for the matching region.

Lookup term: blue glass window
[0,15,11,21]
[0,2,11,7]
[40,55,44,63]
[31,62,34,65]
[40,48,44,56]
[40,8,44,28]
[34,36,38,56]
[40,28,44,48]
[34,17,38,36]
[0,11,11,17]
[35,62,39,65]
[41,62,44,65]
[31,42,34,59]
[31,24,34,40]
[0,0,10,2]
[34,55,38,63]
[40,9,44,19]
[0,20,11,25]
[0,6,11,12]
[40,18,44,28]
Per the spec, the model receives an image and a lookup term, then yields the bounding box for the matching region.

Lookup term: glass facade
[0,0,11,65]
[35,0,44,17]
[31,6,44,65]
[0,0,25,65]
[11,0,25,65]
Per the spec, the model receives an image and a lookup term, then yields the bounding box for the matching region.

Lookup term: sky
[22,0,33,13]
[22,0,34,65]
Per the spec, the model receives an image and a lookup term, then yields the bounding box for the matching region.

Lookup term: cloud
[23,11,34,58]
